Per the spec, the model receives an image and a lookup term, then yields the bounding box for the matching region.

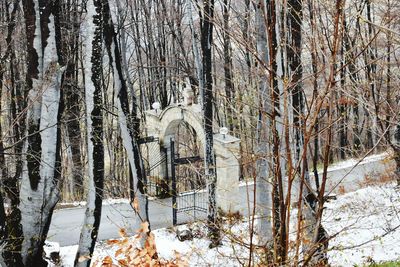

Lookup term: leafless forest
[1,0,400,266]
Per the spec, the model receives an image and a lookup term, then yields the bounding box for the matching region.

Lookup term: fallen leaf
[102,256,113,264]
[138,221,149,234]
[78,255,91,262]
[117,259,129,267]
[107,239,120,245]
[115,248,124,257]
[119,228,127,238]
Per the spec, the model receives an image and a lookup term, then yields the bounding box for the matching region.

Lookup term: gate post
[214,134,241,214]
[170,139,177,225]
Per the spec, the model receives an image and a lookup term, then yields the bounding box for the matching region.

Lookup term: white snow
[325,152,387,173]
[53,181,400,266]
[325,182,400,266]
[43,241,60,257]
[56,198,131,209]
[238,152,389,188]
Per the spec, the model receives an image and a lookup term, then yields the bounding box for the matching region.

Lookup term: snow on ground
[325,152,386,173]
[325,182,400,266]
[54,181,400,266]
[56,198,130,209]
[56,221,252,267]
[238,152,388,188]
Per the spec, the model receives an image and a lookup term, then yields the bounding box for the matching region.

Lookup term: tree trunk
[17,1,65,265]
[103,0,149,234]
[255,0,273,247]
[188,0,203,104]
[63,14,83,200]
[223,0,235,132]
[394,126,400,186]
[75,0,104,265]
[200,0,219,247]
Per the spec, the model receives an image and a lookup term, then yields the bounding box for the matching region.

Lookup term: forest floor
[48,180,400,266]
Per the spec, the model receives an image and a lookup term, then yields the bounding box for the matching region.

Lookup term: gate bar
[174,156,202,165]
[171,138,177,225]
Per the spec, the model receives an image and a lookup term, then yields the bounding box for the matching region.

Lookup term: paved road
[48,198,172,246]
[48,154,392,246]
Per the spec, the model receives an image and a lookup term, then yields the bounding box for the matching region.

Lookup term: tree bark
[200,0,220,247]
[74,0,104,266]
[223,0,235,132]
[103,0,149,234]
[255,0,273,247]
[17,1,65,265]
[62,2,83,200]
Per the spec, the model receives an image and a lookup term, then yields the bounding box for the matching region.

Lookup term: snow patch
[56,182,400,266]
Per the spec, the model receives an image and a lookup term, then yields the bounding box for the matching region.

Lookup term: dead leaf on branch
[132,197,140,213]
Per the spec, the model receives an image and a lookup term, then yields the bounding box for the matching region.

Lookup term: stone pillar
[214,133,241,214]
[143,109,168,197]
[163,135,175,187]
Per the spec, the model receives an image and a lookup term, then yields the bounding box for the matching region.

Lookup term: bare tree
[200,0,220,247]
[74,0,104,265]
[3,0,66,265]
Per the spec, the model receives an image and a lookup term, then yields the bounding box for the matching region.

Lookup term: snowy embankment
[55,198,131,209]
[325,182,400,266]
[51,181,400,266]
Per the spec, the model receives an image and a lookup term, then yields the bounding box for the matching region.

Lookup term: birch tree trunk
[102,0,149,234]
[74,1,104,266]
[255,0,273,246]
[188,0,203,104]
[14,0,65,265]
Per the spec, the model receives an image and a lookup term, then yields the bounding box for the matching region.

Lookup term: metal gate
[139,136,170,198]
[170,139,207,225]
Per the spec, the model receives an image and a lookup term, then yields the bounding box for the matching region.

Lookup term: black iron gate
[139,136,169,198]
[170,139,207,225]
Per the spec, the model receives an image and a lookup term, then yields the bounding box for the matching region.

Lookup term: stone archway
[144,103,241,213]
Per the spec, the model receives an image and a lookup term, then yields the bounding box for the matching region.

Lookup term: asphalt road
[47,154,392,246]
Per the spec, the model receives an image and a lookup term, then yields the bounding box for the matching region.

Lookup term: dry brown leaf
[131,234,141,242]
[107,239,120,245]
[119,238,129,246]
[96,226,185,267]
[126,244,134,253]
[139,248,148,257]
[119,228,128,238]
[137,221,149,234]
[145,232,157,258]
[102,256,113,266]
[132,256,141,265]
[117,259,129,267]
[78,255,91,262]
[115,248,124,257]
[174,251,189,267]
[132,197,139,213]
